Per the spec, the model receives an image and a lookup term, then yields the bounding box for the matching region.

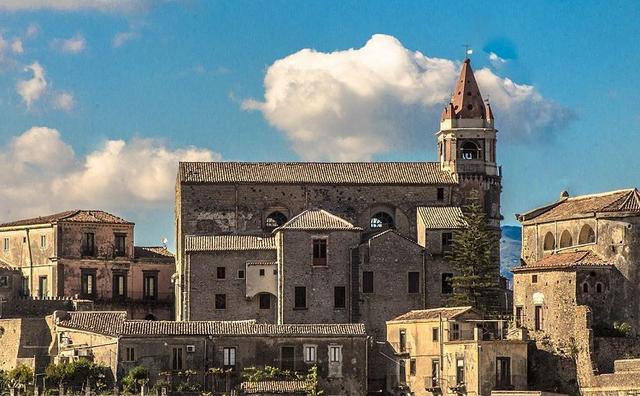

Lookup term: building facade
[0,210,175,320]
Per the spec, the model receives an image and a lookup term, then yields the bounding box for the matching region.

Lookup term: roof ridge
[566,188,636,201]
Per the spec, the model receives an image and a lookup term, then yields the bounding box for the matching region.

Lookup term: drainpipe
[26,229,34,297]
[439,313,444,389]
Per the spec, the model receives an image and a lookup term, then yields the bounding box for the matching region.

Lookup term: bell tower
[437,58,501,225]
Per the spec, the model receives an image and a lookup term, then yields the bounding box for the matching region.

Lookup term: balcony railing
[389,342,411,355]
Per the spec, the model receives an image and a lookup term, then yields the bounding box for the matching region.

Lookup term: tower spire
[448,58,486,119]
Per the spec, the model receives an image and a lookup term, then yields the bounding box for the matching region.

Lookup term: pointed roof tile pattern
[276,209,362,231]
[0,210,132,228]
[441,59,487,120]
[518,189,640,223]
[513,250,612,272]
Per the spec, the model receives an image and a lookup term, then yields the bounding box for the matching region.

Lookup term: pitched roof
[55,312,367,337]
[55,311,127,337]
[185,235,275,252]
[134,246,174,260]
[513,250,612,272]
[364,229,420,247]
[0,210,132,228]
[441,59,491,120]
[417,206,466,229]
[389,306,476,322]
[276,209,361,231]
[518,189,640,223]
[240,380,310,394]
[179,162,456,185]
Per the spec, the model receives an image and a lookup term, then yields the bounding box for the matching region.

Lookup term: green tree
[446,191,501,313]
[7,364,33,389]
[122,365,148,394]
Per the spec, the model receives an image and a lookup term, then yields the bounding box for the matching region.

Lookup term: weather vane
[463,44,473,59]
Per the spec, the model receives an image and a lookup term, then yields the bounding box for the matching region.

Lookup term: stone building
[175,59,503,390]
[386,307,528,396]
[51,310,368,395]
[0,210,175,320]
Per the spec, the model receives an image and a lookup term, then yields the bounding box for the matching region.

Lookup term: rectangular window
[456,358,465,385]
[172,347,183,370]
[534,305,544,331]
[312,239,327,266]
[362,271,374,293]
[515,306,524,327]
[410,358,416,376]
[143,272,158,300]
[82,232,95,256]
[112,273,127,300]
[125,347,135,362]
[450,323,460,341]
[329,345,342,363]
[437,188,445,201]
[237,269,245,279]
[114,234,126,257]
[441,232,453,251]
[399,329,407,352]
[334,286,346,309]
[0,276,8,288]
[496,357,512,388]
[259,293,270,309]
[81,269,96,298]
[259,268,265,276]
[216,266,226,279]
[304,345,317,363]
[281,346,295,371]
[273,269,277,275]
[408,272,420,293]
[3,237,8,251]
[223,347,236,369]
[431,359,440,387]
[21,277,29,297]
[441,273,453,294]
[532,274,538,283]
[40,235,46,249]
[215,294,226,309]
[432,327,439,342]
[294,286,306,309]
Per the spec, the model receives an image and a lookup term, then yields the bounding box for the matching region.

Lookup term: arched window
[370,212,394,229]
[543,232,555,251]
[578,224,596,245]
[265,212,288,230]
[460,142,480,160]
[596,283,603,293]
[582,283,589,293]
[559,230,573,248]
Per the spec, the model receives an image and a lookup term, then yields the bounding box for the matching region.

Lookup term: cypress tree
[446,191,501,313]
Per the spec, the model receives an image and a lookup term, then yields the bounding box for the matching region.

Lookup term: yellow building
[386,307,528,396]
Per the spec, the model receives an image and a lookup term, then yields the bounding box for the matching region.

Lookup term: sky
[0,0,639,250]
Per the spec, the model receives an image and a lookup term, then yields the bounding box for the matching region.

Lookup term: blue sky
[0,1,639,249]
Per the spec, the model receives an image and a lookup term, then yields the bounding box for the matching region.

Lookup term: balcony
[389,342,411,355]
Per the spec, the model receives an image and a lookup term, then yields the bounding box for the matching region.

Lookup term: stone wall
[58,222,134,259]
[0,317,53,372]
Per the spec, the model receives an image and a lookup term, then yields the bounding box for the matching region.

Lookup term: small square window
[532,274,538,283]
[273,269,277,275]
[259,269,265,276]
[215,294,226,309]
[237,269,245,279]
[217,267,226,279]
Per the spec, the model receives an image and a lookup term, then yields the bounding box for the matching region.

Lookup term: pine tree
[446,191,501,313]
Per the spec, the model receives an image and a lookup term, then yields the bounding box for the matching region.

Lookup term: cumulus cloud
[51,33,86,54]
[0,0,151,13]
[488,52,507,67]
[244,34,573,161]
[26,23,40,38]
[53,91,75,111]
[0,127,218,221]
[0,33,26,67]
[112,30,139,48]
[16,62,47,108]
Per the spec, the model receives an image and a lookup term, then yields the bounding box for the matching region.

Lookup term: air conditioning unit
[186,345,196,353]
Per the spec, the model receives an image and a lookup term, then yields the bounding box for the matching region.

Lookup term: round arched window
[582,283,589,293]
[461,142,480,160]
[578,224,596,245]
[596,283,603,293]
[265,212,288,230]
[543,232,555,251]
[559,230,573,248]
[370,212,394,229]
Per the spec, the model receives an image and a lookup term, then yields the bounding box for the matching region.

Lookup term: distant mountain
[500,225,522,280]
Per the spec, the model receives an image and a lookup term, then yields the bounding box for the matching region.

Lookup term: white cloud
[11,38,23,53]
[53,91,75,111]
[16,62,47,108]
[51,34,86,54]
[25,23,40,38]
[112,31,139,48]
[243,34,573,161]
[488,52,507,68]
[0,0,150,13]
[0,127,219,221]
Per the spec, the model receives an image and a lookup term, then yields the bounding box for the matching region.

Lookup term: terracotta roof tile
[0,210,132,228]
[389,306,476,322]
[417,206,466,229]
[179,162,456,185]
[185,235,275,252]
[276,209,361,231]
[519,189,640,223]
[134,246,175,260]
[513,250,612,272]
[56,311,127,337]
[240,380,310,394]
[441,59,487,120]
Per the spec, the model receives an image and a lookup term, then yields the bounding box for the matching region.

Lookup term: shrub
[122,365,149,394]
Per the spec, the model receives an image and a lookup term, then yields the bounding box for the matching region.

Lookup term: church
[174,58,503,387]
